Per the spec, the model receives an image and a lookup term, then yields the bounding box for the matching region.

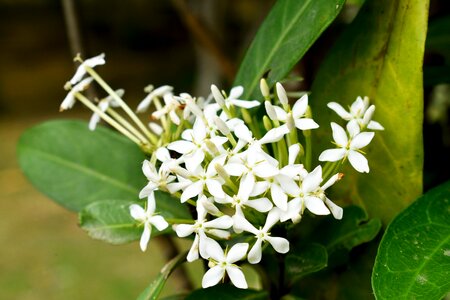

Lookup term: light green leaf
[310,0,428,224]
[315,206,381,255]
[372,181,450,300]
[285,243,328,285]
[185,284,268,300]
[234,0,345,99]
[79,200,141,244]
[137,252,187,300]
[17,120,189,219]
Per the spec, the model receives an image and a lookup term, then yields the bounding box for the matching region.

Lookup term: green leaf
[310,0,427,224]
[285,243,328,285]
[79,200,141,244]
[185,284,268,300]
[315,206,381,255]
[234,0,345,99]
[137,252,187,300]
[17,120,189,221]
[372,181,450,300]
[17,120,146,211]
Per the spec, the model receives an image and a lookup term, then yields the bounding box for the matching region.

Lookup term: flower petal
[305,196,330,215]
[226,243,249,263]
[206,179,225,199]
[230,99,260,109]
[348,150,370,173]
[271,183,287,210]
[150,215,168,231]
[139,224,151,252]
[350,132,375,150]
[226,266,248,289]
[250,181,270,197]
[325,198,343,220]
[202,266,225,288]
[319,149,347,162]
[248,239,263,264]
[205,215,233,230]
[180,180,203,203]
[174,224,195,237]
[229,86,244,99]
[265,236,289,254]
[206,239,225,261]
[331,122,348,146]
[302,166,322,193]
[246,197,273,213]
[186,234,200,262]
[224,163,247,177]
[167,140,195,154]
[253,162,279,178]
[327,102,351,119]
[129,204,146,221]
[368,120,384,130]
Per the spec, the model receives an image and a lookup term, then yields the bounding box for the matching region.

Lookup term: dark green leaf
[424,66,450,87]
[310,0,427,224]
[17,120,189,220]
[426,16,450,64]
[137,252,187,300]
[185,284,268,300]
[234,0,345,99]
[315,206,381,255]
[285,243,328,285]
[372,181,450,300]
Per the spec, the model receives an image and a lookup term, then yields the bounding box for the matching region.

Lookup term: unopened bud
[263,116,273,132]
[214,116,230,135]
[211,84,225,107]
[170,166,190,179]
[215,163,230,181]
[260,78,270,98]
[276,82,288,106]
[363,105,375,125]
[205,140,219,155]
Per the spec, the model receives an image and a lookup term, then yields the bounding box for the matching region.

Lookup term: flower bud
[286,113,295,131]
[205,140,219,155]
[215,163,230,181]
[211,84,225,107]
[276,82,288,106]
[214,116,230,135]
[260,78,270,98]
[263,116,273,132]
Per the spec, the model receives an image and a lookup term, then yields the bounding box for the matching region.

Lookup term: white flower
[217,174,273,221]
[279,166,332,223]
[319,122,374,173]
[211,85,260,110]
[152,93,182,125]
[269,94,319,131]
[88,89,124,130]
[139,160,176,198]
[69,53,105,85]
[202,240,249,289]
[136,85,173,113]
[328,96,384,130]
[129,192,169,251]
[174,199,233,262]
[60,77,94,111]
[234,209,289,264]
[178,155,227,203]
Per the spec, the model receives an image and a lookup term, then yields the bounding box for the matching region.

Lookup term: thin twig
[171,0,236,82]
[61,0,84,58]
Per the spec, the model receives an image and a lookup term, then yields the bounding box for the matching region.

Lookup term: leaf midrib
[25,146,140,195]
[244,0,312,97]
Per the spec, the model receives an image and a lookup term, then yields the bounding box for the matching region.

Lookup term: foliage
[15,0,443,298]
[372,181,450,300]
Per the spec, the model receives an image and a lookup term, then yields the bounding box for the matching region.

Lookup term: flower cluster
[61,54,383,290]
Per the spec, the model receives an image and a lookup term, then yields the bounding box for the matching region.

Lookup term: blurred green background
[0,0,449,299]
